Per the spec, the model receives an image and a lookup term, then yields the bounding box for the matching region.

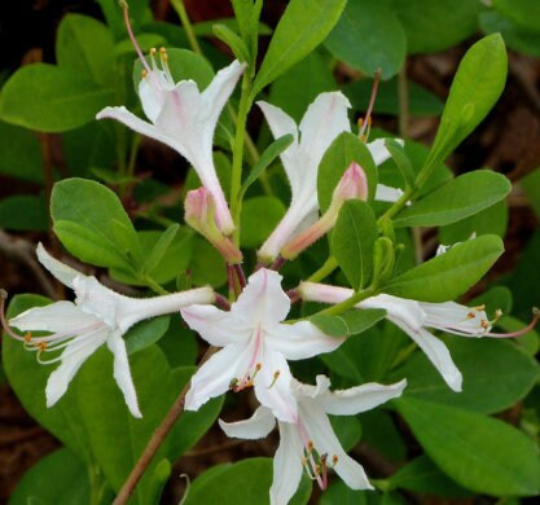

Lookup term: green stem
[306,256,339,283]
[171,0,203,56]
[377,188,414,224]
[230,74,252,244]
[315,287,377,316]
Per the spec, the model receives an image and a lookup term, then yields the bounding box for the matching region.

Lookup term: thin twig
[113,346,218,504]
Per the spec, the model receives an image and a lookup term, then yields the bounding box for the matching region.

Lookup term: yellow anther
[24,332,32,343]
[367,117,373,126]
[268,370,281,389]
[494,309,503,320]
[481,319,490,330]
[150,47,157,56]
[358,118,364,128]
[255,363,262,371]
[159,47,167,54]
[315,464,321,475]
[141,69,148,79]
[39,342,47,352]
[474,304,486,312]
[307,440,314,452]
[332,455,339,465]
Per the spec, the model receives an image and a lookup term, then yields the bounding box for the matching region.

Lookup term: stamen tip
[533,307,540,317]
[0,289,8,300]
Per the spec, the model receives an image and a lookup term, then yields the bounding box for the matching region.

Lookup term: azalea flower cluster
[1,24,533,505]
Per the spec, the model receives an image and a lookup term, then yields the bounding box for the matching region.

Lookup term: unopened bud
[331,162,368,207]
[185,188,243,265]
[371,237,395,288]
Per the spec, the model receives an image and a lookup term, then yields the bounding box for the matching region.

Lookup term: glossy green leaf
[213,24,250,63]
[493,0,540,32]
[0,121,43,183]
[190,238,227,288]
[384,139,415,188]
[56,14,115,87]
[143,224,180,273]
[0,195,48,231]
[317,133,378,212]
[330,416,362,451]
[0,64,114,133]
[397,398,540,496]
[184,458,312,505]
[320,481,368,504]
[51,178,142,271]
[311,308,386,338]
[393,339,539,414]
[96,0,149,40]
[332,200,378,290]
[395,170,511,227]
[240,196,286,248]
[391,0,481,54]
[384,235,504,302]
[125,316,171,355]
[419,35,507,186]
[252,0,347,97]
[325,0,406,79]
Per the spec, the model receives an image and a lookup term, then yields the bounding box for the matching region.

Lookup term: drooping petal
[360,294,427,332]
[45,329,108,408]
[107,331,142,418]
[375,184,404,202]
[266,320,343,360]
[185,343,252,411]
[219,406,276,440]
[270,422,305,505]
[421,301,488,336]
[10,301,99,334]
[233,269,291,325]
[36,243,82,289]
[301,400,373,490]
[254,346,297,423]
[181,304,250,347]
[318,379,407,416]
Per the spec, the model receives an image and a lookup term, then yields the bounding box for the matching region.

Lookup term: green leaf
[251,0,347,97]
[51,178,142,271]
[330,416,362,451]
[394,170,511,227]
[388,455,472,497]
[213,24,250,63]
[397,398,540,496]
[332,200,378,290]
[125,316,171,355]
[0,64,114,133]
[391,0,481,54]
[384,139,415,188]
[2,295,93,462]
[310,308,386,337]
[325,0,406,79]
[0,195,48,231]
[190,238,227,288]
[96,0,149,40]
[420,35,507,185]
[241,134,294,195]
[317,132,378,213]
[77,346,223,504]
[240,196,286,249]
[184,458,312,505]
[143,224,180,273]
[0,121,43,183]
[393,339,540,414]
[384,235,504,302]
[493,0,540,32]
[56,14,115,87]
[9,448,96,505]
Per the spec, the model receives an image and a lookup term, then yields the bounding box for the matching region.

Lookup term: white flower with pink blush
[220,375,406,504]
[180,269,343,422]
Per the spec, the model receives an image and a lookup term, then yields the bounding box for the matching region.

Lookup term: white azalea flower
[180,269,342,422]
[257,94,403,262]
[299,282,512,392]
[220,375,406,504]
[4,244,214,418]
[97,46,245,235]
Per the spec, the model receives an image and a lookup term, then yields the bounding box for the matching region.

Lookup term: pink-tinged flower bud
[185,188,243,265]
[280,164,368,261]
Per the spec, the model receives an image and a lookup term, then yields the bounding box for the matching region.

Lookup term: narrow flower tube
[185,187,243,264]
[1,244,215,417]
[280,163,368,260]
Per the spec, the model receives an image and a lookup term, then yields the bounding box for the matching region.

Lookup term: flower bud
[331,162,368,207]
[185,188,243,264]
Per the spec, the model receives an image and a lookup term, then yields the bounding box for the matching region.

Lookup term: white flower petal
[270,422,304,505]
[360,294,427,331]
[138,75,164,123]
[46,329,108,407]
[267,320,343,360]
[254,346,297,423]
[318,379,407,416]
[10,301,99,334]
[233,269,291,325]
[301,400,373,490]
[421,301,487,335]
[219,406,276,440]
[181,304,249,347]
[185,343,251,411]
[36,243,82,289]
[367,138,404,166]
[375,184,404,202]
[107,331,142,418]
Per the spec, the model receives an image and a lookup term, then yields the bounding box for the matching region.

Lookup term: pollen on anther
[150,47,157,56]
[141,69,148,79]
[467,311,476,319]
[481,319,489,330]
[307,440,314,452]
[24,332,32,343]
[39,342,47,352]
[332,455,339,465]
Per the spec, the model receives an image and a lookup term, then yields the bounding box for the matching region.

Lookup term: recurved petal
[181,304,249,347]
[233,268,291,325]
[254,347,298,423]
[45,329,108,408]
[257,101,299,143]
[270,422,304,505]
[219,406,276,440]
[185,343,251,411]
[107,331,142,418]
[318,379,407,416]
[10,301,99,334]
[267,320,343,360]
[36,243,82,289]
